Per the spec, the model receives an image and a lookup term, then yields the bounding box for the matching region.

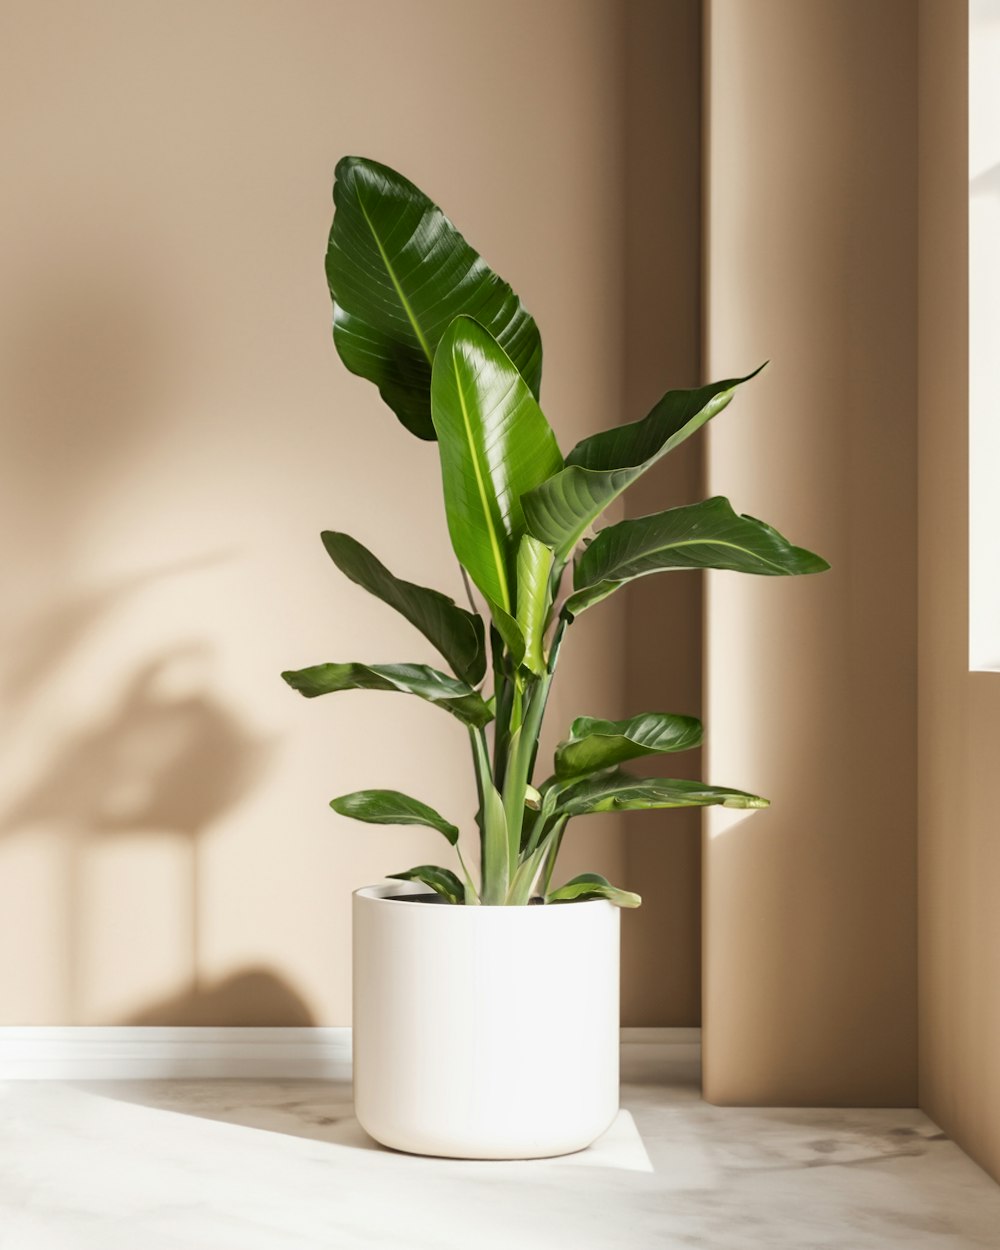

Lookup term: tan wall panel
[0,0,630,1025]
[702,0,918,1104]
[918,0,1000,1184]
[620,0,704,1027]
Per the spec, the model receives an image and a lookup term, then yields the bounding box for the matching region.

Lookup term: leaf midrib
[451,351,511,613]
[356,192,433,363]
[585,533,794,582]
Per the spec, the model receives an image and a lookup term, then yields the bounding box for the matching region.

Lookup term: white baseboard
[0,1026,699,1081]
[0,1028,354,1081]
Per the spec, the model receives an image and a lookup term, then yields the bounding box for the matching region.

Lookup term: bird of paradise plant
[282,157,829,907]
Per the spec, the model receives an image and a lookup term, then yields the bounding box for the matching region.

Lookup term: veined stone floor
[1,1037,998,1249]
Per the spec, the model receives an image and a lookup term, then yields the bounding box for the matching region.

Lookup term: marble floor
[1,1037,999,1249]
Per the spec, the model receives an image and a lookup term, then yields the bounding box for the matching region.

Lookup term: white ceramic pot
[352,880,620,1159]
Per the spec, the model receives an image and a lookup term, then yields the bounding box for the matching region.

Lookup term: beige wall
[620,0,704,1026]
[0,0,636,1025]
[918,0,1000,1185]
[12,2,990,1143]
[702,0,919,1104]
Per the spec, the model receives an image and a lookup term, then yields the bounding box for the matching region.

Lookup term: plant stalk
[471,725,508,904]
[539,817,568,896]
[501,672,551,875]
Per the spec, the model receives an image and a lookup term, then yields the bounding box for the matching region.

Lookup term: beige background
[702,0,919,1107]
[918,0,1000,1186]
[0,0,652,1027]
[620,0,704,1026]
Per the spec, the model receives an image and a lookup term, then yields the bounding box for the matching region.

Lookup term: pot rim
[354,879,615,912]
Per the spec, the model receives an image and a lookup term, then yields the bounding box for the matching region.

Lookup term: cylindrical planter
[352,880,620,1159]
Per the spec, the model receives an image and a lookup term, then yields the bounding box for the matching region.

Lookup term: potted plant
[282,157,829,1160]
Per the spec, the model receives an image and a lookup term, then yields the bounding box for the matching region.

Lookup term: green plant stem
[500,614,571,889]
[490,625,513,788]
[505,842,546,905]
[548,615,568,668]
[523,779,563,857]
[540,817,568,896]
[501,672,550,874]
[468,725,488,878]
[456,844,480,905]
[471,725,508,904]
[459,564,479,616]
[523,615,568,785]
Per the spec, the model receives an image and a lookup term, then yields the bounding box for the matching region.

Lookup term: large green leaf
[547,872,641,909]
[326,156,543,440]
[555,772,769,817]
[330,790,459,845]
[515,535,554,676]
[554,712,703,779]
[387,865,465,904]
[281,661,493,727]
[430,317,563,612]
[522,370,763,561]
[321,531,485,685]
[566,496,830,617]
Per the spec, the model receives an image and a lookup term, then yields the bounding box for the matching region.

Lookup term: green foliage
[321,532,486,685]
[565,496,831,618]
[522,370,763,561]
[430,316,562,613]
[284,156,830,907]
[330,790,460,845]
[515,536,553,677]
[554,713,703,779]
[547,873,641,908]
[327,157,542,440]
[552,774,771,817]
[387,865,467,905]
[281,661,492,727]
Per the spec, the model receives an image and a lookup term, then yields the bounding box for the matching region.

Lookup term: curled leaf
[547,872,641,908]
[388,865,466,905]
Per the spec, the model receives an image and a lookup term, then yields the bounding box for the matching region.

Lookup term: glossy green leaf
[281,661,493,727]
[321,531,485,685]
[566,497,830,617]
[522,370,763,560]
[330,790,459,845]
[554,712,703,779]
[431,316,563,611]
[486,596,525,668]
[326,157,543,440]
[555,772,769,817]
[515,534,554,676]
[387,865,465,904]
[547,872,641,908]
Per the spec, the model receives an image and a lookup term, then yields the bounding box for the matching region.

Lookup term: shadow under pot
[351,881,620,1160]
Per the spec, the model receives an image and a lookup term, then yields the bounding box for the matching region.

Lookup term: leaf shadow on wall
[0,261,310,1026]
[0,642,304,1024]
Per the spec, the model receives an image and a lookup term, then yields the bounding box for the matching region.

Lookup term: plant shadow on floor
[77,1068,384,1156]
